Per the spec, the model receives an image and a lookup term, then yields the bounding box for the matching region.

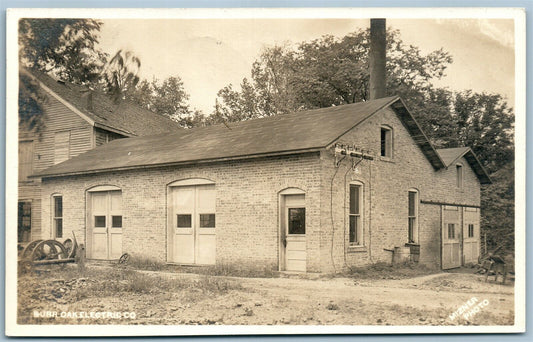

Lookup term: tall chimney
[369,18,387,99]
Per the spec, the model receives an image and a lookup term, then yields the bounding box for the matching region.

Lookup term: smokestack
[369,18,387,100]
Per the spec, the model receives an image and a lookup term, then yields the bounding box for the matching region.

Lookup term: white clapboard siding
[19,84,94,239]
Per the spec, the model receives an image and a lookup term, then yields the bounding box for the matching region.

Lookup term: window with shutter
[18,140,33,181]
[54,131,71,164]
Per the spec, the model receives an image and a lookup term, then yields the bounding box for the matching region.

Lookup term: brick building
[33,96,490,272]
[18,69,182,244]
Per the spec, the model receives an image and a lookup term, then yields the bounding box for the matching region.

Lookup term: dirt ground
[17,264,514,326]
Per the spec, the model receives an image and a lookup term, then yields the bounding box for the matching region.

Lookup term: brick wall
[41,153,322,270]
[41,106,482,273]
[320,107,481,272]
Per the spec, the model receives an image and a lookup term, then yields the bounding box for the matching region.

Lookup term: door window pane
[112,215,122,228]
[288,208,305,234]
[448,223,455,239]
[177,214,192,228]
[199,214,215,228]
[94,216,106,227]
[468,224,474,238]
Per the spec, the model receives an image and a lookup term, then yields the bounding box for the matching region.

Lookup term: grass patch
[121,255,168,271]
[344,261,438,280]
[18,265,244,305]
[192,261,280,278]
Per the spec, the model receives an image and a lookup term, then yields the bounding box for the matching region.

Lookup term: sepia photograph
[5,7,526,336]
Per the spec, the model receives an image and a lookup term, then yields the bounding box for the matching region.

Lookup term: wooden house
[18,69,182,243]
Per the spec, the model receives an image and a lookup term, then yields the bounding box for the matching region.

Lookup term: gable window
[54,131,71,164]
[456,164,463,188]
[408,190,419,243]
[349,183,363,245]
[380,126,393,158]
[52,195,63,238]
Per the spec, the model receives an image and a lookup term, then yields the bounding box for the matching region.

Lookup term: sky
[97,18,515,114]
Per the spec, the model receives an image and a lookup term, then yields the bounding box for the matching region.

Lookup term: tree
[125,75,196,127]
[214,28,453,120]
[18,72,48,134]
[19,18,106,84]
[151,76,191,123]
[19,19,106,132]
[102,49,142,103]
[481,162,514,253]
[450,91,514,173]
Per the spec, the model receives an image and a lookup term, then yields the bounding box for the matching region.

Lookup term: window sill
[347,245,367,253]
[404,243,420,247]
[379,156,395,163]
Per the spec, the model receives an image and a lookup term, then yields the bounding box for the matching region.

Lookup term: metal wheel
[31,240,68,261]
[21,240,43,260]
[118,253,130,264]
[63,239,73,255]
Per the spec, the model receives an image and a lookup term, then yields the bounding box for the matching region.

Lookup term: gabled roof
[34,96,446,178]
[22,69,182,136]
[437,147,492,184]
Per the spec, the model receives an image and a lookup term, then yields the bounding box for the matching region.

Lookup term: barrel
[392,246,411,264]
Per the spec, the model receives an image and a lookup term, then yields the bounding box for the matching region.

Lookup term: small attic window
[456,164,464,188]
[380,126,393,158]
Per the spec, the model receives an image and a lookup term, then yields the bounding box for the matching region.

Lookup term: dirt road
[18,266,514,326]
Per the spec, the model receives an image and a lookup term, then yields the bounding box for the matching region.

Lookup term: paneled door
[89,190,123,259]
[169,184,216,265]
[442,205,462,269]
[462,207,480,264]
[281,194,306,272]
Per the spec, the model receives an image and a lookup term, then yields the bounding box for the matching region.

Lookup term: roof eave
[389,98,446,170]
[441,148,492,184]
[93,122,135,137]
[33,147,324,179]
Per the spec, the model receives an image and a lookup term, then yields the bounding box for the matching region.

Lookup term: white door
[170,184,216,265]
[442,205,461,269]
[463,207,480,264]
[90,190,123,259]
[282,194,306,272]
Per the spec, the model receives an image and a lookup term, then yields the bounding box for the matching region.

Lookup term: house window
[54,131,71,164]
[349,183,363,245]
[456,164,463,188]
[380,126,393,158]
[408,190,419,243]
[447,223,456,239]
[288,208,305,234]
[468,224,474,238]
[19,140,34,181]
[53,195,63,238]
[18,201,32,243]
